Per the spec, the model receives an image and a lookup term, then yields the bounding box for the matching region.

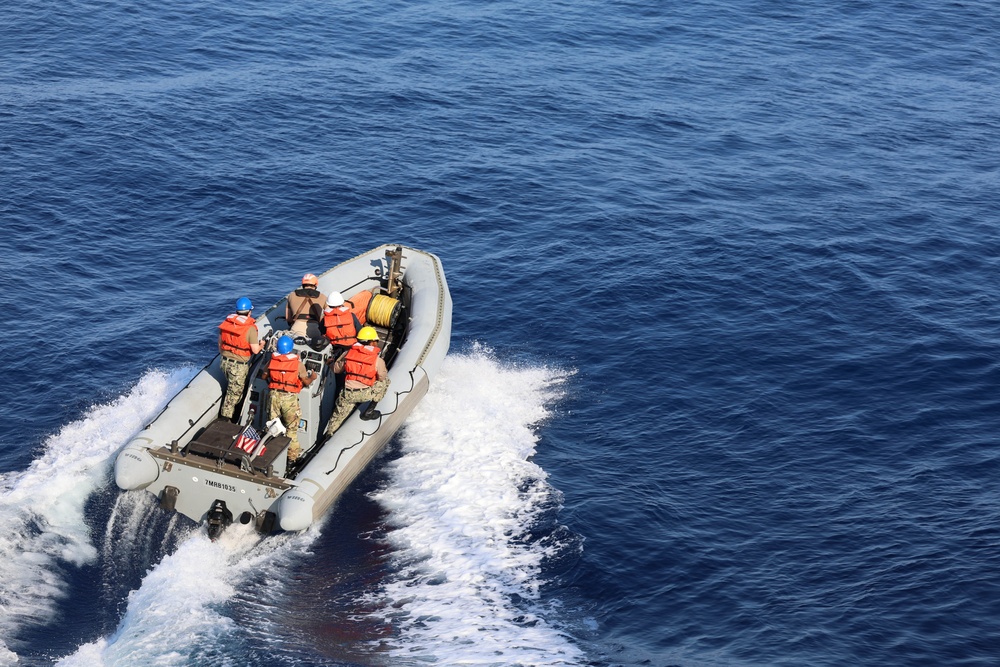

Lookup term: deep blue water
[3,0,1000,665]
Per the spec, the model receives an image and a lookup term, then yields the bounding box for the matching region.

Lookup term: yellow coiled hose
[367,294,401,328]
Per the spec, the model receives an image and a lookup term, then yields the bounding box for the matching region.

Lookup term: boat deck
[148,419,295,490]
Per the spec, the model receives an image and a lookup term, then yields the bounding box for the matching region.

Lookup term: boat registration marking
[205,478,238,493]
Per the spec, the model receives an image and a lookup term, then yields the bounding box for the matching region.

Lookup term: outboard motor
[206,499,233,540]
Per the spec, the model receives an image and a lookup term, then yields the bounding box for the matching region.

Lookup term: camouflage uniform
[220,357,250,420]
[324,378,389,436]
[269,390,303,461]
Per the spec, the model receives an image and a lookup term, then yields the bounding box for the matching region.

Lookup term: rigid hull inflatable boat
[114,245,451,536]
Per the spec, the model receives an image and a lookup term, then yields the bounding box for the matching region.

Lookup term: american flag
[233,425,262,455]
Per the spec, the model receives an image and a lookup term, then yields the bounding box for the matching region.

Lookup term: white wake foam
[0,368,193,662]
[56,524,319,666]
[367,346,583,665]
[2,351,582,666]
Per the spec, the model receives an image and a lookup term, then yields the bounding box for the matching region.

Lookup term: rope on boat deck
[323,366,419,475]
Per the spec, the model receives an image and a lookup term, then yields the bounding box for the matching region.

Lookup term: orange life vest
[268,352,303,392]
[324,306,357,346]
[344,343,379,386]
[218,313,256,359]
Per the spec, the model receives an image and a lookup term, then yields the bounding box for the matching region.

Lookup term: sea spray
[99,490,190,605]
[366,347,584,665]
[0,368,193,657]
[56,523,320,666]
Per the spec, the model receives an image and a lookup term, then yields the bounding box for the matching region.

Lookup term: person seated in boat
[285,273,327,337]
[266,335,317,463]
[218,297,263,421]
[324,326,390,435]
[322,291,361,358]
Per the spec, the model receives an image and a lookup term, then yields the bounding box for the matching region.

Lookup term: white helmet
[327,291,345,307]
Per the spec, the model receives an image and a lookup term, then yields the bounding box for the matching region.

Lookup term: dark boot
[360,402,381,420]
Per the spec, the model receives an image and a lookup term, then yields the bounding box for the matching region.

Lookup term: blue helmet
[277,335,294,355]
[236,297,253,312]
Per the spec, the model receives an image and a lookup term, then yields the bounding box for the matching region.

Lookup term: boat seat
[186,419,291,473]
[250,434,291,473]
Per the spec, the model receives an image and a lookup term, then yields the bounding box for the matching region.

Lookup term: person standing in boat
[218,297,262,421]
[324,326,390,435]
[285,273,327,337]
[322,291,360,357]
[266,335,317,463]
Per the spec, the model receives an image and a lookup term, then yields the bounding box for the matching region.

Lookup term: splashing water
[56,523,321,667]
[0,368,194,660]
[2,352,582,666]
[98,490,190,605]
[367,347,584,666]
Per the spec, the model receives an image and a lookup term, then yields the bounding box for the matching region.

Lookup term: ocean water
[2,0,999,665]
